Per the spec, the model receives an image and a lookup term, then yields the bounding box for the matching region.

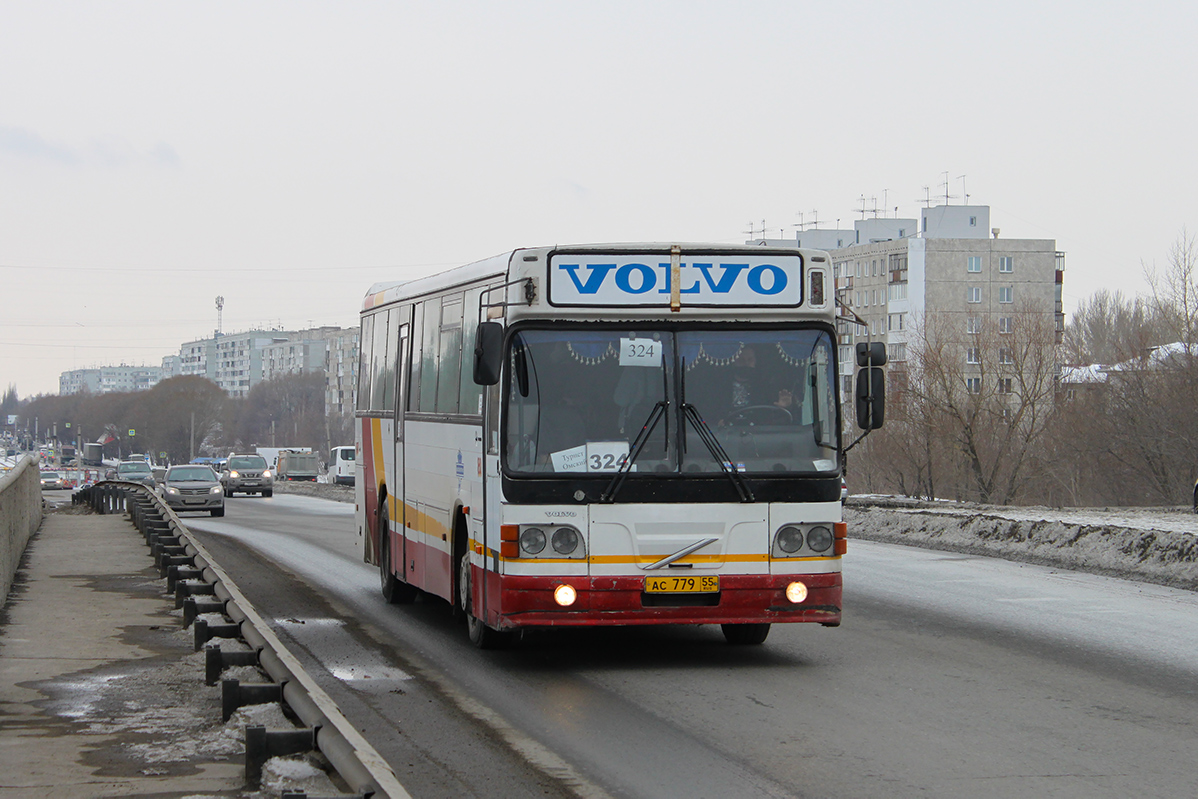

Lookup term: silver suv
[220,454,274,497]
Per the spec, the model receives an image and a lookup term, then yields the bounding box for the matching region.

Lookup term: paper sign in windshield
[619,338,662,367]
[550,441,632,473]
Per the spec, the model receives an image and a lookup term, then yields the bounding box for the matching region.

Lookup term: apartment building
[59,365,164,395]
[754,204,1065,401]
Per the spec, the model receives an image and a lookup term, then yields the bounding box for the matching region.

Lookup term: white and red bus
[355,243,884,648]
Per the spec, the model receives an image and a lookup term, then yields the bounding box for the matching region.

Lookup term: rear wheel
[721,623,771,645]
[460,552,515,649]
[379,504,416,604]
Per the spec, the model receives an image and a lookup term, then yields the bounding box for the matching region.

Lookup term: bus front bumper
[488,572,841,629]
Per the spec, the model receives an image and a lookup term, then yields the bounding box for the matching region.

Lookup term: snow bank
[846,500,1198,592]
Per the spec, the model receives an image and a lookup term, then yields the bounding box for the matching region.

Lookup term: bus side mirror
[473,322,503,386]
[854,341,886,430]
[855,368,886,430]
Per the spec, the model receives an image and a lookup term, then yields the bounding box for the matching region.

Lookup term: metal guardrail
[74,481,412,799]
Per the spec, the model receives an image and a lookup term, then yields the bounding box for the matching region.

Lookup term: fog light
[785,581,808,604]
[553,584,577,606]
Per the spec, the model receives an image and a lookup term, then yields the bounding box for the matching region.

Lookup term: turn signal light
[500,524,519,558]
[834,539,847,556]
[833,522,847,539]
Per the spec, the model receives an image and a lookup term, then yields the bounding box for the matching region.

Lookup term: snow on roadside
[846,498,1198,592]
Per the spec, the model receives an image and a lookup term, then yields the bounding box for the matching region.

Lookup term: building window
[997,378,1013,394]
[968,287,982,303]
[999,286,1013,304]
[966,348,980,364]
[967,256,982,273]
[999,317,1013,334]
[967,316,981,334]
[999,348,1014,364]
[966,377,982,394]
[999,256,1013,273]
[969,216,977,226]
[889,343,907,362]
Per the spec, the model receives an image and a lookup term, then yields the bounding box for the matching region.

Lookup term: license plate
[243,480,259,485]
[644,574,720,593]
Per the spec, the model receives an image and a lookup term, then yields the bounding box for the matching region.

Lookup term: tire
[210,507,225,517]
[721,623,771,645]
[460,552,515,649]
[263,489,273,497]
[223,488,232,498]
[379,504,416,604]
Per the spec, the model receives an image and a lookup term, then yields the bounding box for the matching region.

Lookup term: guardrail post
[182,596,227,627]
[194,616,242,651]
[176,579,216,608]
[222,677,286,721]
[205,644,260,686]
[245,725,318,784]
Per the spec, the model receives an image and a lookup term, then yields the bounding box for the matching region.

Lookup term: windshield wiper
[600,400,667,503]
[681,403,754,502]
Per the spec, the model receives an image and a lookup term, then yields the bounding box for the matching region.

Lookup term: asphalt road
[186,494,1198,799]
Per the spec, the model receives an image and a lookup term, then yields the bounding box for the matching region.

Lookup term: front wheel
[210,507,225,517]
[262,489,273,497]
[721,623,771,645]
[459,553,515,649]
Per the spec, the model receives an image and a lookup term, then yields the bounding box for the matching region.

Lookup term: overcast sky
[3,1,1195,397]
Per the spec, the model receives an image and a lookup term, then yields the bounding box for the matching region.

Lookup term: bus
[355,243,884,648]
[330,445,355,485]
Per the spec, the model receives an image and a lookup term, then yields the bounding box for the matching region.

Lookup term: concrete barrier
[1,455,44,609]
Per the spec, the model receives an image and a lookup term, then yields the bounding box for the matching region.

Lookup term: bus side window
[408,302,424,412]
[459,286,486,415]
[419,298,440,412]
[370,308,390,410]
[358,313,374,411]
[436,292,463,414]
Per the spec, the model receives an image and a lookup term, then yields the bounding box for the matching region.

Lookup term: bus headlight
[554,584,577,606]
[551,527,579,555]
[786,581,809,604]
[776,525,804,553]
[806,526,833,553]
[520,527,546,555]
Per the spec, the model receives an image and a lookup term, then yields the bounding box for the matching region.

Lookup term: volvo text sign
[548,252,803,307]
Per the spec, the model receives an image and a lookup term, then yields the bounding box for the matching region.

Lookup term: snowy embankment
[846,497,1198,592]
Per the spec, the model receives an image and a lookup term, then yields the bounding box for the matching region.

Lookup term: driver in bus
[719,347,795,425]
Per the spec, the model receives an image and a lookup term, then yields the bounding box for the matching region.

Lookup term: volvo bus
[355,243,884,648]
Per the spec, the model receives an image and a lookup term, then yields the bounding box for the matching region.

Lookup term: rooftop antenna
[882,189,890,216]
[743,221,757,239]
[958,174,969,205]
[939,171,958,206]
[215,296,224,337]
[857,194,867,220]
[919,186,933,208]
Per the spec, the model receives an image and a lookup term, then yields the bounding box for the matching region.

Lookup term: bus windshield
[503,327,839,476]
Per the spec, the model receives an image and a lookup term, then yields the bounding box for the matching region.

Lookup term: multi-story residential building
[754,204,1065,403]
[63,325,361,413]
[59,365,164,395]
[212,331,282,398]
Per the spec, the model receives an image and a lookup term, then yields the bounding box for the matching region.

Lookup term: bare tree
[1062,289,1161,366]
[902,302,1060,504]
